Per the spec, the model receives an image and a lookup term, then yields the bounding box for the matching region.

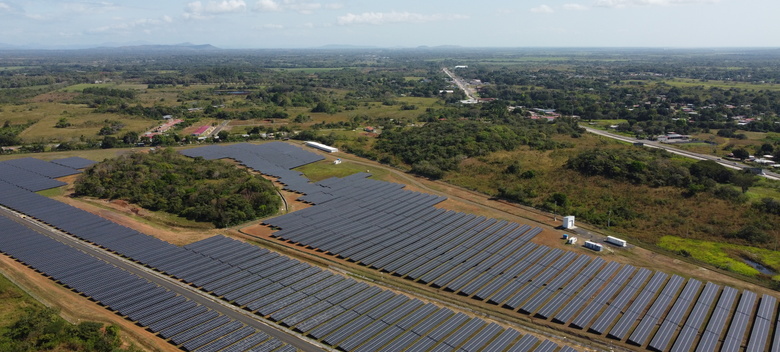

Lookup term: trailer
[606,236,627,247]
[584,241,602,252]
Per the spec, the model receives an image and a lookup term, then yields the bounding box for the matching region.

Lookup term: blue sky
[0,0,777,49]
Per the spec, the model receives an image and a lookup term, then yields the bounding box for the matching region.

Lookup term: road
[581,126,780,181]
[0,207,327,352]
[210,120,231,138]
[442,67,476,101]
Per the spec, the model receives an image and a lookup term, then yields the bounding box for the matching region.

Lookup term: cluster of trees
[566,148,692,188]
[74,149,280,227]
[0,120,33,146]
[567,148,759,199]
[0,307,135,352]
[374,119,577,179]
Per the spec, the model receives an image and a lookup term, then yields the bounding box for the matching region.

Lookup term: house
[192,125,210,136]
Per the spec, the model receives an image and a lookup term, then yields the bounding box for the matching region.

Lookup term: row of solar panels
[0,216,293,352]
[176,235,568,352]
[0,156,95,191]
[0,177,573,351]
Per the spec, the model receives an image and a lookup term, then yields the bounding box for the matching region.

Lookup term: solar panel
[721,290,757,352]
[647,278,704,351]
[589,268,652,335]
[571,264,636,330]
[670,282,719,352]
[628,275,685,346]
[745,294,776,352]
[51,157,96,169]
[608,271,668,340]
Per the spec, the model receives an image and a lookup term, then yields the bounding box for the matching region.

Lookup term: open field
[294,158,389,182]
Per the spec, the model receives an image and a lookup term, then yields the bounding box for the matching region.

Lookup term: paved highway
[442,67,476,100]
[582,126,780,181]
[0,207,327,352]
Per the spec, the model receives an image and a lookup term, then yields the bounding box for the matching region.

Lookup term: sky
[0,0,778,49]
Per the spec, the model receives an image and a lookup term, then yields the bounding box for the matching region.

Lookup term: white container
[584,240,602,251]
[606,236,627,247]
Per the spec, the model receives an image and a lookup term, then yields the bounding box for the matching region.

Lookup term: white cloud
[62,2,120,15]
[254,0,340,14]
[594,0,717,8]
[337,11,468,26]
[262,23,284,29]
[185,0,247,19]
[530,5,555,13]
[563,3,589,10]
[0,2,12,11]
[255,0,281,11]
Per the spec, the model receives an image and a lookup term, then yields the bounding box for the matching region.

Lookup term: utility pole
[554,201,557,222]
[607,209,612,228]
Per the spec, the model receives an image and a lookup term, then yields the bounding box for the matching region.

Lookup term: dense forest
[74,149,280,227]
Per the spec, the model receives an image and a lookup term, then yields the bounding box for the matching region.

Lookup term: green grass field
[0,273,43,332]
[295,159,389,182]
[658,236,780,280]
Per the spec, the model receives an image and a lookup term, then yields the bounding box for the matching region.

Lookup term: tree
[217,130,229,141]
[732,148,750,160]
[54,117,71,128]
[731,171,757,193]
[122,131,139,145]
[101,136,118,149]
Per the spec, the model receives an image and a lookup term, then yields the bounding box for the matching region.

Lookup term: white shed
[562,216,575,229]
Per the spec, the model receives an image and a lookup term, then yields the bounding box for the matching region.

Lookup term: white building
[562,216,575,229]
[305,141,338,153]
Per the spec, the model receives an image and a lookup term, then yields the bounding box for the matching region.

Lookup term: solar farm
[186,142,780,351]
[0,143,779,351]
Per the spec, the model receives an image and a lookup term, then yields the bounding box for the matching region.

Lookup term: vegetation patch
[658,236,780,281]
[0,274,137,352]
[374,118,578,179]
[74,148,280,227]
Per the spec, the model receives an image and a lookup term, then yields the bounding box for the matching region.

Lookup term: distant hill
[104,43,220,51]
